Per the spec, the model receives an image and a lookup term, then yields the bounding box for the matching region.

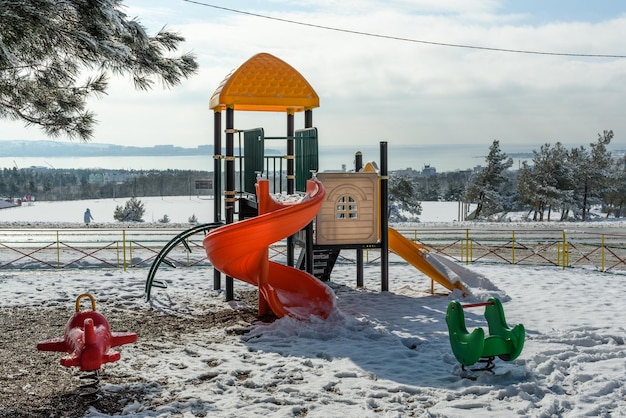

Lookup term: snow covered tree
[518,142,575,221]
[516,161,540,219]
[441,171,470,202]
[604,155,626,218]
[570,130,614,221]
[388,173,422,222]
[0,0,198,140]
[114,197,145,222]
[416,176,441,201]
[463,140,513,219]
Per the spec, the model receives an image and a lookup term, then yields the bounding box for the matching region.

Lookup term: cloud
[2,1,625,151]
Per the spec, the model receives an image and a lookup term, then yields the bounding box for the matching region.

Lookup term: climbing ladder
[296,247,340,281]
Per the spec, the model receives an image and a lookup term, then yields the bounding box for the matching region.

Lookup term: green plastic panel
[295,128,319,192]
[243,128,264,193]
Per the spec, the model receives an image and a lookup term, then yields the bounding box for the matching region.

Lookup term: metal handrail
[0,226,624,273]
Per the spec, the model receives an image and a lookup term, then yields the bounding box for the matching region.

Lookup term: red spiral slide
[203,179,335,319]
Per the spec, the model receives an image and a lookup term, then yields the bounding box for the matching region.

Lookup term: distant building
[87,171,139,185]
[421,164,436,177]
[88,173,105,184]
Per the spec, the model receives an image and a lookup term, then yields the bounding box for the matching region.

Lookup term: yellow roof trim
[362,161,380,173]
[209,53,320,112]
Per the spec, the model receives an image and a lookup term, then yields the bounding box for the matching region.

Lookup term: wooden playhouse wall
[316,172,379,245]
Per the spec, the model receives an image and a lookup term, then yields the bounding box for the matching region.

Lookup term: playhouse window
[336,196,358,220]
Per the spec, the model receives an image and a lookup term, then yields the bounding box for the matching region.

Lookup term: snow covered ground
[2,258,625,416]
[0,195,216,226]
[1,198,626,416]
[0,196,470,225]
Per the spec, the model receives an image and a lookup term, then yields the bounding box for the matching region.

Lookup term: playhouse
[315,171,379,246]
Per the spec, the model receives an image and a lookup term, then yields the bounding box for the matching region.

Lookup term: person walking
[84,208,94,226]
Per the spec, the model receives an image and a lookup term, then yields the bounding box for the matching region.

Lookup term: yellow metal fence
[0,228,211,270]
[1,227,625,274]
[393,227,626,273]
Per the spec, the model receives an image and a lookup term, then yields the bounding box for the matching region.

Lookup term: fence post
[512,230,515,264]
[122,229,127,272]
[601,234,605,272]
[460,231,464,263]
[465,229,470,265]
[561,230,567,270]
[56,230,60,269]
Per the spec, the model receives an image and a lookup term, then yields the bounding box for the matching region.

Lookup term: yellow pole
[460,231,464,263]
[56,230,60,268]
[562,230,567,270]
[122,230,127,271]
[512,230,515,264]
[601,234,605,272]
[460,237,464,262]
[465,229,470,265]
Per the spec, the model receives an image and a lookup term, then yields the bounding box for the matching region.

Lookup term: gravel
[0,292,259,417]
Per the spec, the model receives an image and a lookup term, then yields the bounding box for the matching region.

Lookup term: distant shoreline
[2,140,623,173]
[3,139,623,158]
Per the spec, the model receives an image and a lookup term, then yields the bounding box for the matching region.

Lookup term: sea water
[1,143,620,173]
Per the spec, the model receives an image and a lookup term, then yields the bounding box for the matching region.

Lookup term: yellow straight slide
[388,227,467,294]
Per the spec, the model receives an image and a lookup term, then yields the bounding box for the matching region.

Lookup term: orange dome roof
[209,53,320,112]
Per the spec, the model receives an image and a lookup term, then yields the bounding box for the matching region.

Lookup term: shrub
[158,214,170,224]
[113,197,145,222]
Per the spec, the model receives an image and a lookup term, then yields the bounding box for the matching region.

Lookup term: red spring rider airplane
[37,293,137,371]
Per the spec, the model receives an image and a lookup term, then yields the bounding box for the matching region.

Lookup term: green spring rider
[446,297,525,372]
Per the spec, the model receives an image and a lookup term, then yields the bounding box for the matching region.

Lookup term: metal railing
[391,227,626,273]
[0,228,210,270]
[1,226,625,274]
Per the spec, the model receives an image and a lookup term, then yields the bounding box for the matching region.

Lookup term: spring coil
[79,370,101,399]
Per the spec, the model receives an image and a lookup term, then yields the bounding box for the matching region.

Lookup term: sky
[1,0,626,152]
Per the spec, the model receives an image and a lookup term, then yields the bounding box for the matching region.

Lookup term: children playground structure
[144,52,471,319]
[32,53,526,382]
